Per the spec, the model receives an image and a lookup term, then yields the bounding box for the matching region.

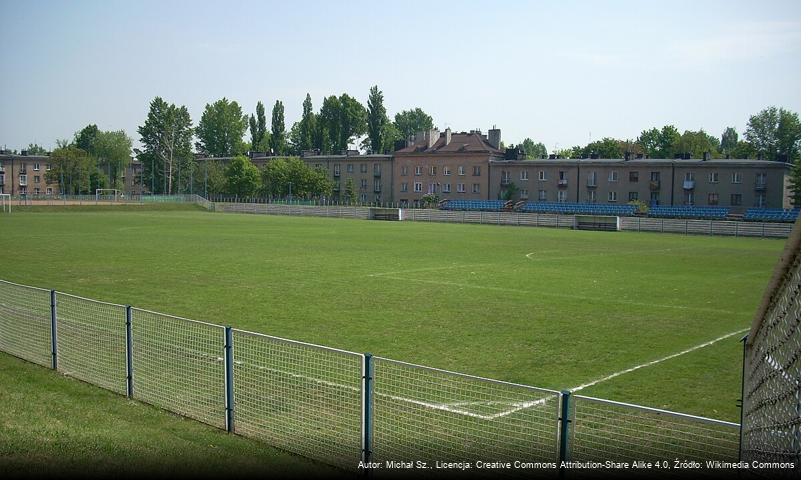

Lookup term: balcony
[557,179,568,188]
[586,181,597,188]
[373,171,381,177]
[19,179,27,187]
[500,178,510,186]
[683,180,695,190]
[649,180,661,190]
[755,182,767,191]
[374,187,381,193]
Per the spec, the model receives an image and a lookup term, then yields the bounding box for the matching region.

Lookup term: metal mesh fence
[371,357,560,470]
[231,330,363,471]
[55,293,127,395]
[131,308,226,429]
[0,280,52,367]
[570,395,740,465]
[742,241,801,467]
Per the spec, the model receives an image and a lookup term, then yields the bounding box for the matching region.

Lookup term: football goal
[0,193,9,213]
[95,189,121,202]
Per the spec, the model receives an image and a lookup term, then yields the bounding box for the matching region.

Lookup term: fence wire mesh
[131,308,226,429]
[0,280,52,367]
[371,357,560,471]
[55,293,127,394]
[231,330,363,470]
[570,395,740,466]
[742,243,801,469]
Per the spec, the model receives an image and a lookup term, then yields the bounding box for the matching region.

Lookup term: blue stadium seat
[516,202,636,216]
[647,206,729,220]
[744,208,801,223]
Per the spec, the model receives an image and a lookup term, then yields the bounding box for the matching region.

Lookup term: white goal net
[0,193,10,213]
[95,189,121,202]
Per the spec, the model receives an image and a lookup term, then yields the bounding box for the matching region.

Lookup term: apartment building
[0,152,144,196]
[302,153,394,203]
[0,154,57,196]
[488,157,791,213]
[393,128,504,207]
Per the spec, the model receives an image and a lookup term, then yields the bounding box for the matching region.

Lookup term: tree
[193,159,227,196]
[636,125,680,158]
[676,129,720,158]
[394,108,434,140]
[46,143,95,195]
[298,93,316,152]
[137,96,194,194]
[790,159,801,206]
[580,137,623,158]
[271,100,287,155]
[196,98,248,157]
[520,138,547,159]
[249,101,269,152]
[343,177,355,202]
[744,107,801,161]
[499,181,519,201]
[337,93,367,152]
[731,140,756,159]
[382,122,401,153]
[720,127,738,156]
[262,157,333,198]
[317,95,341,154]
[26,143,47,155]
[74,124,99,153]
[93,130,132,189]
[367,85,388,154]
[225,155,261,197]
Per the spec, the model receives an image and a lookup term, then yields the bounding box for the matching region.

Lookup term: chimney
[703,151,711,161]
[624,151,631,161]
[444,127,452,146]
[488,127,501,149]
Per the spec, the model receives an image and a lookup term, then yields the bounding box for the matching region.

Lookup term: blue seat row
[743,208,801,223]
[518,202,636,216]
[441,200,508,212]
[648,206,729,219]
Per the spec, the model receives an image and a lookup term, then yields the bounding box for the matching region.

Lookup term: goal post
[0,193,10,213]
[95,189,120,202]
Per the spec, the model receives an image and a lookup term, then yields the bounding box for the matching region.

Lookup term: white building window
[472,183,480,193]
[415,166,422,176]
[557,190,567,202]
[538,190,547,201]
[731,172,742,184]
[520,170,528,181]
[709,172,719,183]
[539,170,547,181]
[608,170,618,182]
[458,166,465,176]
[608,191,617,202]
[457,183,465,193]
[443,166,451,176]
[414,182,422,192]
[443,183,451,193]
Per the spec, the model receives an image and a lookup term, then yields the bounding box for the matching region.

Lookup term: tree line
[515,107,801,163]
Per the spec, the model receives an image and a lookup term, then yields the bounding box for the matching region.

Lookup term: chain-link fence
[742,220,801,471]
[0,278,751,475]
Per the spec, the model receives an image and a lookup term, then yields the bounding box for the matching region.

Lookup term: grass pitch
[0,206,783,424]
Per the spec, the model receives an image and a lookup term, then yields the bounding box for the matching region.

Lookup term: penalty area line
[569,327,750,393]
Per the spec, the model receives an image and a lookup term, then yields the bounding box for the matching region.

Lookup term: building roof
[395,131,503,155]
[491,158,792,169]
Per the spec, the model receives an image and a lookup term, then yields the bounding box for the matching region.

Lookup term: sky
[1,0,800,153]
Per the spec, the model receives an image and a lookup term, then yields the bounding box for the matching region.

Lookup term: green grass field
[0,206,783,432]
[0,351,335,477]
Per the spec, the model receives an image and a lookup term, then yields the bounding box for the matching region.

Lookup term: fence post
[49,290,58,370]
[558,390,572,475]
[224,326,235,433]
[125,305,134,398]
[361,353,374,466]
[738,334,748,462]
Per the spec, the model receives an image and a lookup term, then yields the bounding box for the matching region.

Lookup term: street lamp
[288,181,292,203]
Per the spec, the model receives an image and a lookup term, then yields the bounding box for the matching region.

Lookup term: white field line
[524,245,696,262]
[569,328,750,393]
[233,358,551,420]
[367,263,491,278]
[376,274,741,316]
